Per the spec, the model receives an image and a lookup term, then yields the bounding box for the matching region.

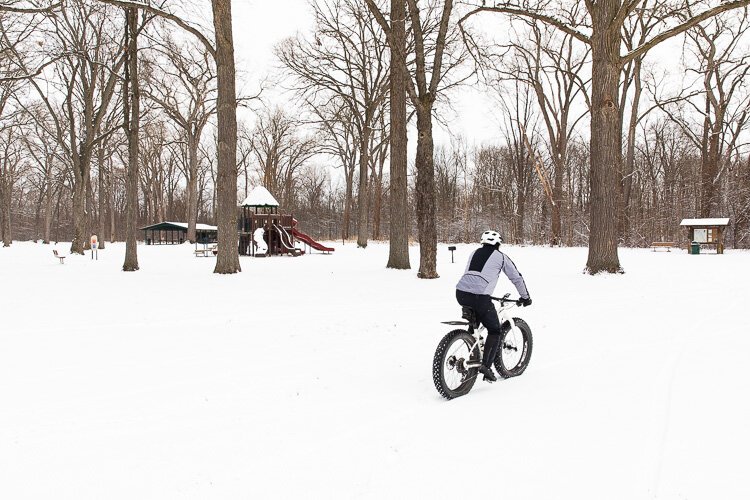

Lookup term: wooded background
[2,0,750,268]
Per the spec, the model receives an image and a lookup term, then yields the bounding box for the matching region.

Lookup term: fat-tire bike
[432,293,533,400]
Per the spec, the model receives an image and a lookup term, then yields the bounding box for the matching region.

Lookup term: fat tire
[433,329,480,400]
[494,318,532,378]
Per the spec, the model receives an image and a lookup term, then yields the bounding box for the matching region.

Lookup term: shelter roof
[139,221,217,232]
[241,186,279,207]
[679,218,730,227]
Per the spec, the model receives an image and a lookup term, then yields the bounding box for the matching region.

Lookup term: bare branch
[95,0,216,58]
[459,5,591,46]
[0,1,60,14]
[623,0,750,64]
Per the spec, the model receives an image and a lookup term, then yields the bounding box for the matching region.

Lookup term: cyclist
[455,230,532,382]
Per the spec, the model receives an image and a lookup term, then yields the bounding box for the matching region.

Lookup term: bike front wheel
[433,329,480,400]
[494,318,533,378]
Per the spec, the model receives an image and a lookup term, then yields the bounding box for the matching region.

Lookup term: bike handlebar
[490,295,518,304]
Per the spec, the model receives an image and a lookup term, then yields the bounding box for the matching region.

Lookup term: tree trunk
[2,191,10,246]
[386,0,410,269]
[0,181,9,246]
[212,0,241,274]
[356,129,370,248]
[585,8,622,274]
[97,144,106,249]
[33,184,44,241]
[109,162,116,242]
[372,160,383,240]
[44,159,54,244]
[343,165,354,240]
[372,182,381,239]
[415,107,438,279]
[551,154,563,246]
[86,168,95,249]
[516,186,525,243]
[70,156,89,254]
[701,112,723,218]
[187,132,199,243]
[123,7,140,272]
[620,57,642,241]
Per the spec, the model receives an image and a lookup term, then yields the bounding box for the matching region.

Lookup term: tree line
[2,0,750,276]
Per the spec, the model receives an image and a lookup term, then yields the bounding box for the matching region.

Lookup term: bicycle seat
[461,307,480,329]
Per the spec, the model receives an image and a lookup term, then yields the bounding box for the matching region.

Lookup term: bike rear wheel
[433,330,480,400]
[494,318,532,378]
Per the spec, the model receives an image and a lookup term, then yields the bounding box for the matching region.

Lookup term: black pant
[455,290,502,335]
[456,289,503,368]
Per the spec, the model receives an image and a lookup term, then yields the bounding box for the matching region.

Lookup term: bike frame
[463,299,520,369]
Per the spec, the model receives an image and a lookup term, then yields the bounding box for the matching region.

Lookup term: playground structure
[238,186,334,257]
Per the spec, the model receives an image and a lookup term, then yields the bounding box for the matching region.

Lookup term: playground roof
[241,186,279,207]
[139,221,217,232]
[679,218,730,226]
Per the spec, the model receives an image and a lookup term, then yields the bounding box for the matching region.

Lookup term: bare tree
[367,0,469,278]
[211,0,240,274]
[726,154,750,246]
[386,0,410,269]
[497,82,541,244]
[654,8,750,218]
[618,1,670,240]
[463,0,750,273]
[136,120,165,223]
[251,107,318,208]
[122,5,139,271]
[20,108,66,244]
[310,100,358,240]
[0,1,60,14]
[9,1,128,254]
[97,0,240,274]
[490,16,590,245]
[369,104,390,240]
[236,122,253,200]
[0,126,24,245]
[142,34,216,243]
[278,0,390,248]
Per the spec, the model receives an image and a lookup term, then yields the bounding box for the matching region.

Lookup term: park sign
[679,218,730,254]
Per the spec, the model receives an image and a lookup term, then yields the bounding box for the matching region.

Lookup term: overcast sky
[229,0,501,149]
[222,0,688,158]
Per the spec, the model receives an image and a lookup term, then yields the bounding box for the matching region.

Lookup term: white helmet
[480,230,502,246]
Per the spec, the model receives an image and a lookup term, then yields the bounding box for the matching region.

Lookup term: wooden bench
[651,241,675,252]
[53,249,66,263]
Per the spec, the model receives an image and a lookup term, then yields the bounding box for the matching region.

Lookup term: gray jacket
[456,245,530,298]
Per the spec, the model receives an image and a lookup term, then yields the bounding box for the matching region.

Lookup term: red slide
[292,229,335,253]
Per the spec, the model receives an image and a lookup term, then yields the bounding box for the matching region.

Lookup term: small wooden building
[679,218,729,254]
[140,221,217,245]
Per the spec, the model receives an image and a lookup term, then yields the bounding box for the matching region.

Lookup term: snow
[241,186,280,207]
[1,242,748,499]
[680,218,730,226]
[171,222,217,231]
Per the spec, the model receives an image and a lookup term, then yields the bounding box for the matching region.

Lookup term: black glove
[517,297,532,307]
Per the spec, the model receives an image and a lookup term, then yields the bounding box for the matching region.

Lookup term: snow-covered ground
[1,241,748,499]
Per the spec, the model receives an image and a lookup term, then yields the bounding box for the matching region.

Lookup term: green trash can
[690,241,700,255]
